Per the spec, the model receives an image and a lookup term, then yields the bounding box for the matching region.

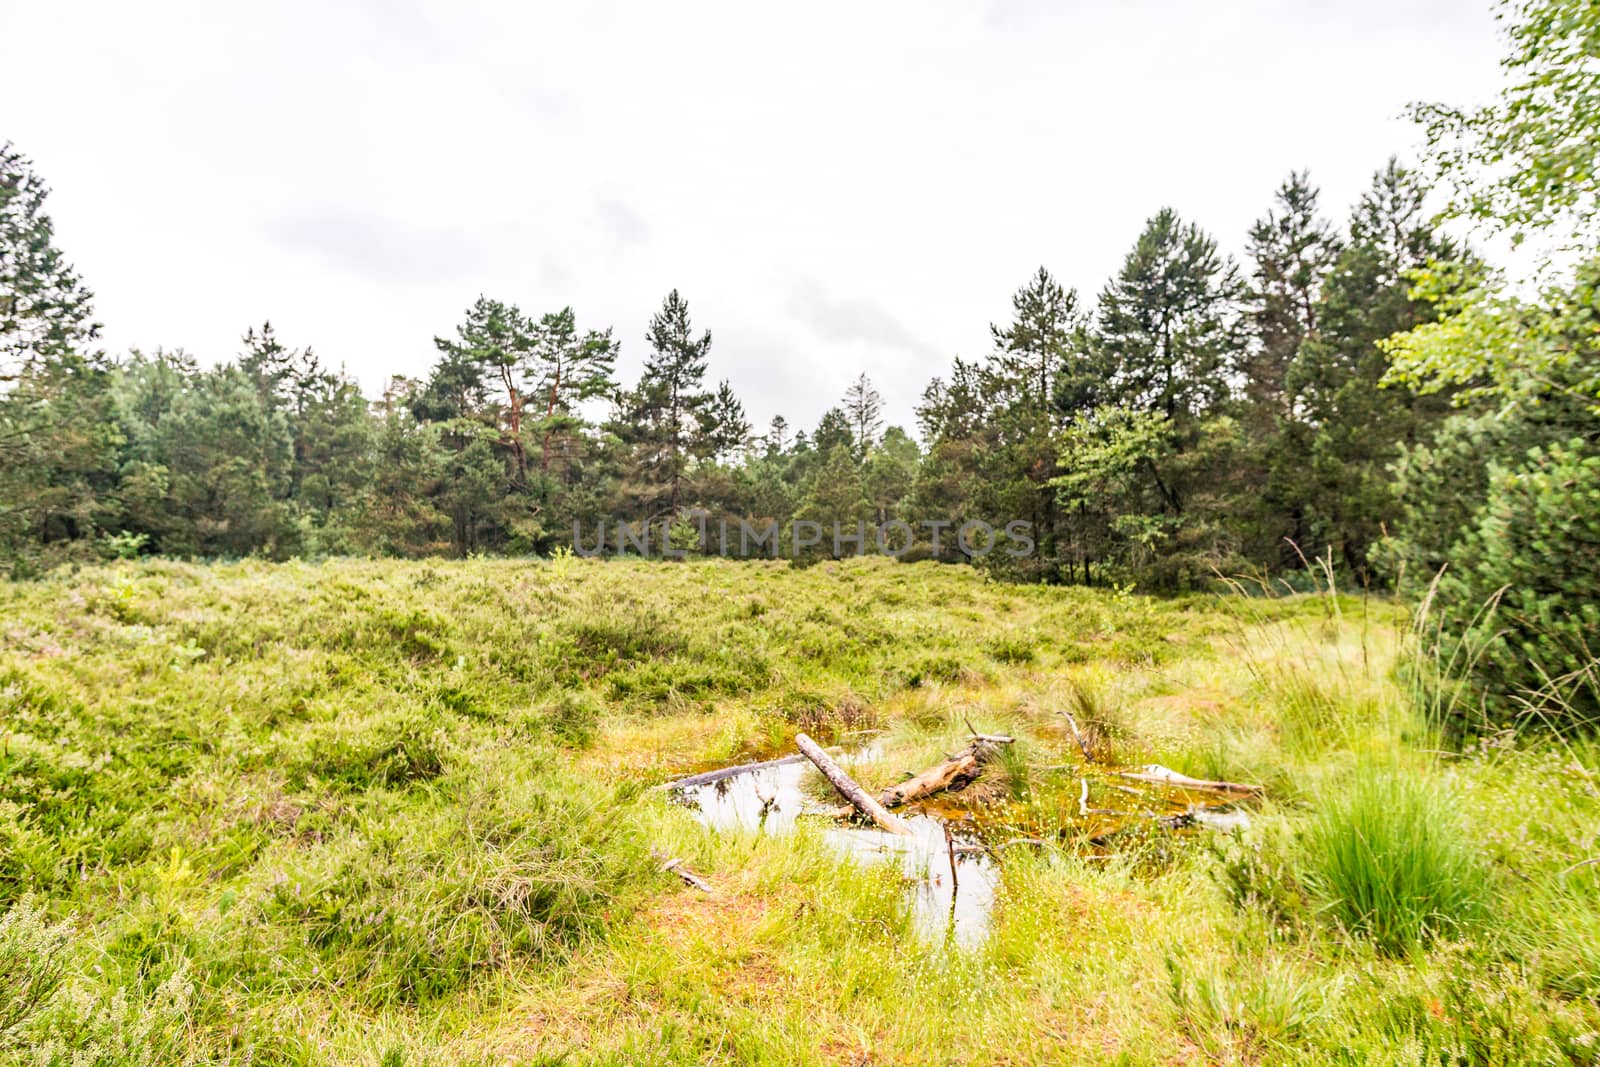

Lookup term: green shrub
[1431,442,1600,733]
[302,708,451,791]
[1302,768,1485,955]
[540,690,602,748]
[982,634,1036,664]
[0,898,69,1043]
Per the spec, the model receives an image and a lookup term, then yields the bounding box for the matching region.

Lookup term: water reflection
[674,763,999,948]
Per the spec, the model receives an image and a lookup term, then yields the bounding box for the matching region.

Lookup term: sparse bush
[1,900,198,1065]
[983,634,1036,664]
[1207,821,1309,936]
[1165,951,1324,1060]
[262,767,649,1006]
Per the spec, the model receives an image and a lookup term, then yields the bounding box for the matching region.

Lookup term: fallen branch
[878,735,1013,808]
[1115,764,1263,796]
[1062,711,1095,762]
[795,732,913,836]
[650,849,714,893]
[657,753,807,792]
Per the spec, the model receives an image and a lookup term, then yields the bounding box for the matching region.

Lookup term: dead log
[658,754,807,792]
[795,732,913,836]
[878,735,1014,808]
[1114,764,1263,796]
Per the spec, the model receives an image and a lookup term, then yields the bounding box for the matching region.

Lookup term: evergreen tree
[842,373,883,459]
[991,266,1087,419]
[639,289,712,516]
[432,297,538,485]
[812,406,854,457]
[1244,172,1340,418]
[1286,159,1464,574]
[1095,209,1244,420]
[0,144,116,569]
[764,415,789,456]
[700,380,751,463]
[528,307,619,474]
[0,142,99,375]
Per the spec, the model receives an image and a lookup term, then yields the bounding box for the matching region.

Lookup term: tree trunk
[794,733,912,835]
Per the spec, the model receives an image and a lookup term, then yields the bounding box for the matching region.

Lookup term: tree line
[0,147,1470,583]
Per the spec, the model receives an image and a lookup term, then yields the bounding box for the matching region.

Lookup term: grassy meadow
[1,556,1597,1064]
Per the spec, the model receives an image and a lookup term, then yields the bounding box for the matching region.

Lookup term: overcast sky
[2,0,1505,433]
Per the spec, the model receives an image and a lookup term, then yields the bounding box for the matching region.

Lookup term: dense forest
[2,0,1597,724]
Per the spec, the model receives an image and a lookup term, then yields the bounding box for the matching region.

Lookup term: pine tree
[0,143,99,376]
[984,268,1094,578]
[1245,172,1340,418]
[432,297,537,485]
[1285,158,1465,573]
[640,290,712,515]
[526,306,619,479]
[764,415,789,456]
[1096,209,1244,420]
[990,266,1087,421]
[0,144,115,568]
[842,373,883,459]
[700,380,751,463]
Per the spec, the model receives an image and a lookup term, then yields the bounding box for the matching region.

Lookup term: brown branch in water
[1062,710,1095,762]
[943,823,959,891]
[656,753,809,792]
[878,735,1013,809]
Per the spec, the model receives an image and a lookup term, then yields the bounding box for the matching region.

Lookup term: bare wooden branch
[878,735,1013,808]
[1062,710,1095,762]
[1115,764,1263,796]
[795,732,913,836]
[658,754,807,792]
[650,849,714,893]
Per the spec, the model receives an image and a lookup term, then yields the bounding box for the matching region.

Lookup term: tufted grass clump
[1303,767,1486,955]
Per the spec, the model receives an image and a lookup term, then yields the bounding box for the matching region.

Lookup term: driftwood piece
[1062,711,1095,762]
[1115,764,1263,796]
[795,732,913,836]
[877,735,1012,809]
[651,849,714,893]
[658,754,807,792]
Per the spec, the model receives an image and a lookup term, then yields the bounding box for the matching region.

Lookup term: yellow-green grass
[0,557,1595,1064]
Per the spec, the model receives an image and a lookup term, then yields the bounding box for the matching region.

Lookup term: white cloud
[0,0,1504,431]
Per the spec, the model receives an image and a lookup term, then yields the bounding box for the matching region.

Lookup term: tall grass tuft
[1303,767,1485,956]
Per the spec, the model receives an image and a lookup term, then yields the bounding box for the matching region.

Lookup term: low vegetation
[2,556,1596,1064]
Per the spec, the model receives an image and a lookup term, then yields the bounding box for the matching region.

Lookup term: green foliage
[1095,207,1243,420]
[1412,0,1600,244]
[0,558,1595,1060]
[1438,441,1600,727]
[0,899,198,1065]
